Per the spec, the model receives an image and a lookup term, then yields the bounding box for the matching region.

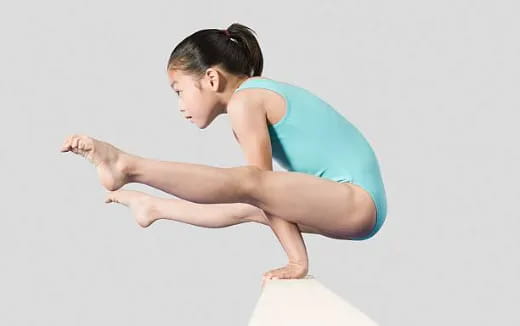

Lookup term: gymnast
[60,23,387,287]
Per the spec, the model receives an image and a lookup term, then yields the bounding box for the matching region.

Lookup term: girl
[60,23,387,286]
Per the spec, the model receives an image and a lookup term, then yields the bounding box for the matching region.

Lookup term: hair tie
[222,29,238,43]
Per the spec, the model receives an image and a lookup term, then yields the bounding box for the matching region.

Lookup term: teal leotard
[234,77,387,240]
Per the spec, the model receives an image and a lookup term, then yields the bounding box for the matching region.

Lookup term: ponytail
[167,23,264,79]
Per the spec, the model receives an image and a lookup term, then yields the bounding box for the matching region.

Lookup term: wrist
[289,259,308,267]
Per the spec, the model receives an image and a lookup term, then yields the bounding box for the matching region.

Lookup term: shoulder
[229,86,266,109]
[227,87,267,119]
[227,89,269,142]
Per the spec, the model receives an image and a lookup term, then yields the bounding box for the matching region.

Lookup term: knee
[234,165,263,202]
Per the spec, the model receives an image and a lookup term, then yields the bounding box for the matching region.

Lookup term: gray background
[1,0,518,325]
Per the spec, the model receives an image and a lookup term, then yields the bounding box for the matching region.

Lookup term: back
[235,79,373,173]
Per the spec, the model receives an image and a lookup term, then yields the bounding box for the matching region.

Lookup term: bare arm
[227,93,308,266]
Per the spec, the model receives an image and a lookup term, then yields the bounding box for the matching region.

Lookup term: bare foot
[60,134,133,191]
[104,190,160,228]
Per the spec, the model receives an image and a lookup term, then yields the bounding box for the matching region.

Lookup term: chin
[199,115,217,129]
[189,118,205,129]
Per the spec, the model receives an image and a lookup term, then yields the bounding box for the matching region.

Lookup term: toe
[79,140,87,151]
[105,191,128,205]
[60,135,72,152]
[105,193,116,203]
[70,138,77,152]
[77,136,94,152]
[83,137,94,151]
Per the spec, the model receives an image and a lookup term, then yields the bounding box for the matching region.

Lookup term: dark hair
[166,23,263,80]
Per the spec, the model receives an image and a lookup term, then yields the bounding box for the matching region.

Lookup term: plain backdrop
[0,0,518,325]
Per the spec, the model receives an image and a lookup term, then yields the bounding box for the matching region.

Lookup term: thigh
[247,168,375,239]
[339,181,377,239]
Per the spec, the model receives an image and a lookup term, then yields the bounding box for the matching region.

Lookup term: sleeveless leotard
[234,77,387,240]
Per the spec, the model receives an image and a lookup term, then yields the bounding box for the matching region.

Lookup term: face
[167,68,223,129]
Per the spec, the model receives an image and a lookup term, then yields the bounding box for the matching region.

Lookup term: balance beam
[248,275,378,326]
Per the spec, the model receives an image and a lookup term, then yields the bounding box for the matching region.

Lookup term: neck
[221,75,250,113]
[231,75,250,91]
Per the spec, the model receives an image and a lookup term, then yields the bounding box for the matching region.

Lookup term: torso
[232,77,377,231]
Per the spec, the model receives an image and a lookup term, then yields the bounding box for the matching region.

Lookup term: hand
[261,262,308,288]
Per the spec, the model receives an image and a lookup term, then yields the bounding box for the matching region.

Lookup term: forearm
[266,214,309,266]
[244,156,309,266]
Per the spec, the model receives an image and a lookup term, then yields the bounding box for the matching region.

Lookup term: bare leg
[128,156,253,204]
[62,134,375,239]
[124,156,374,239]
[104,189,321,235]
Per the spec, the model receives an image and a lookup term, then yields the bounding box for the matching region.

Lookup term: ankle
[120,153,140,182]
[147,197,164,223]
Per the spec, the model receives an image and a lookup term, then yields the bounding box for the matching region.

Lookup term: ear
[204,68,222,91]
